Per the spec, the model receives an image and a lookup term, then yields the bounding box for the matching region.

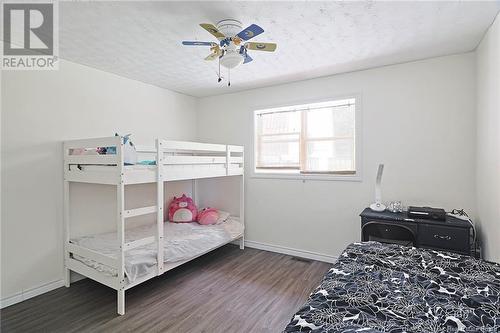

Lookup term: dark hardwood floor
[1,245,331,333]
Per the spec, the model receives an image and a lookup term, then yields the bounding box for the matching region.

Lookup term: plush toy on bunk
[168,194,198,222]
[98,133,137,165]
[70,133,138,165]
[168,194,228,225]
[197,208,220,225]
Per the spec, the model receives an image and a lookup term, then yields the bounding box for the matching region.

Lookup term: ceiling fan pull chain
[228,68,231,87]
[218,57,222,83]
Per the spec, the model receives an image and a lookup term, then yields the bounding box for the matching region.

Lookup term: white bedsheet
[71,217,243,283]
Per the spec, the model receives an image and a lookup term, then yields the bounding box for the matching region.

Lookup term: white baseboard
[0,279,65,309]
[243,240,337,263]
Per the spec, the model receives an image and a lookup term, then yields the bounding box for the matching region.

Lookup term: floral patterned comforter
[284,241,500,333]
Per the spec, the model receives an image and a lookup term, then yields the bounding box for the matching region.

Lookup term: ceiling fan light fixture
[220,51,244,69]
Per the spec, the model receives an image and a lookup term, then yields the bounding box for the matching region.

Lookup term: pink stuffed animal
[168,194,198,223]
[197,208,219,225]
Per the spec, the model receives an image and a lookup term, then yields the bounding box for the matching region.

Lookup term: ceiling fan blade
[204,44,222,61]
[243,54,253,64]
[182,41,215,46]
[236,24,264,41]
[204,53,219,61]
[199,23,225,40]
[245,42,277,52]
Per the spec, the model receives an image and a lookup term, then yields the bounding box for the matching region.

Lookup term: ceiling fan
[182,19,277,86]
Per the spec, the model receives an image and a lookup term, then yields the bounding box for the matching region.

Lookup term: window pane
[261,134,300,143]
[306,105,354,138]
[258,141,299,168]
[259,111,301,135]
[332,105,355,137]
[307,107,333,137]
[305,139,354,172]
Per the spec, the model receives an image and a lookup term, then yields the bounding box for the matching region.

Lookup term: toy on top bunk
[97,133,137,165]
[168,194,229,225]
[70,133,138,165]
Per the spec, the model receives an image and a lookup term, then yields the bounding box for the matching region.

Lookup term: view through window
[254,98,356,175]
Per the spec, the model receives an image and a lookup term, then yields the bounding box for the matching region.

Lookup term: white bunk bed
[63,136,244,315]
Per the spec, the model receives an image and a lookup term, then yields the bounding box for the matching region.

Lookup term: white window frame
[251,94,363,182]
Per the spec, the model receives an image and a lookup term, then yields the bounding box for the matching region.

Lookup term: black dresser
[360,208,476,257]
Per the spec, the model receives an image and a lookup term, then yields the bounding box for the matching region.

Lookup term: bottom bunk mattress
[284,241,500,333]
[71,217,243,283]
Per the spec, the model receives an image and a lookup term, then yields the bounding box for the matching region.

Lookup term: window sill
[250,172,362,182]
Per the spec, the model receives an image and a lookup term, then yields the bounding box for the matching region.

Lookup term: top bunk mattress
[71,217,243,283]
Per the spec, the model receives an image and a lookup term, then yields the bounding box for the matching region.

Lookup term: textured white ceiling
[59,1,499,97]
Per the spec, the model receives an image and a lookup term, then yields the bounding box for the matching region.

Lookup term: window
[254,97,358,178]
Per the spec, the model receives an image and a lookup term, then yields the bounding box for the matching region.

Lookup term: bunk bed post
[225,146,230,176]
[192,180,198,207]
[156,139,165,275]
[117,289,125,315]
[63,142,71,287]
[239,149,245,250]
[116,136,126,315]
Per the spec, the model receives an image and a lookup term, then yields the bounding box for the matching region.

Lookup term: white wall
[476,14,500,263]
[197,53,477,259]
[1,60,197,301]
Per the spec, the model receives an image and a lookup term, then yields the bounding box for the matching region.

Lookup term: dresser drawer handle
[433,234,451,240]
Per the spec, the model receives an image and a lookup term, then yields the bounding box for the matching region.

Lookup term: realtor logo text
[2,2,59,70]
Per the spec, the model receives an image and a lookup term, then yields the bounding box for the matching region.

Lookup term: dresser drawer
[418,224,469,253]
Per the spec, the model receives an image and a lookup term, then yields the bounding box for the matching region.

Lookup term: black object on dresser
[360,208,476,257]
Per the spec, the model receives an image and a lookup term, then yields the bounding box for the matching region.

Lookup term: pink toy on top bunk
[168,194,198,223]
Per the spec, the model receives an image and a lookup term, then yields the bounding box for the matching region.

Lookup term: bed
[71,217,243,283]
[284,241,500,333]
[63,136,245,314]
